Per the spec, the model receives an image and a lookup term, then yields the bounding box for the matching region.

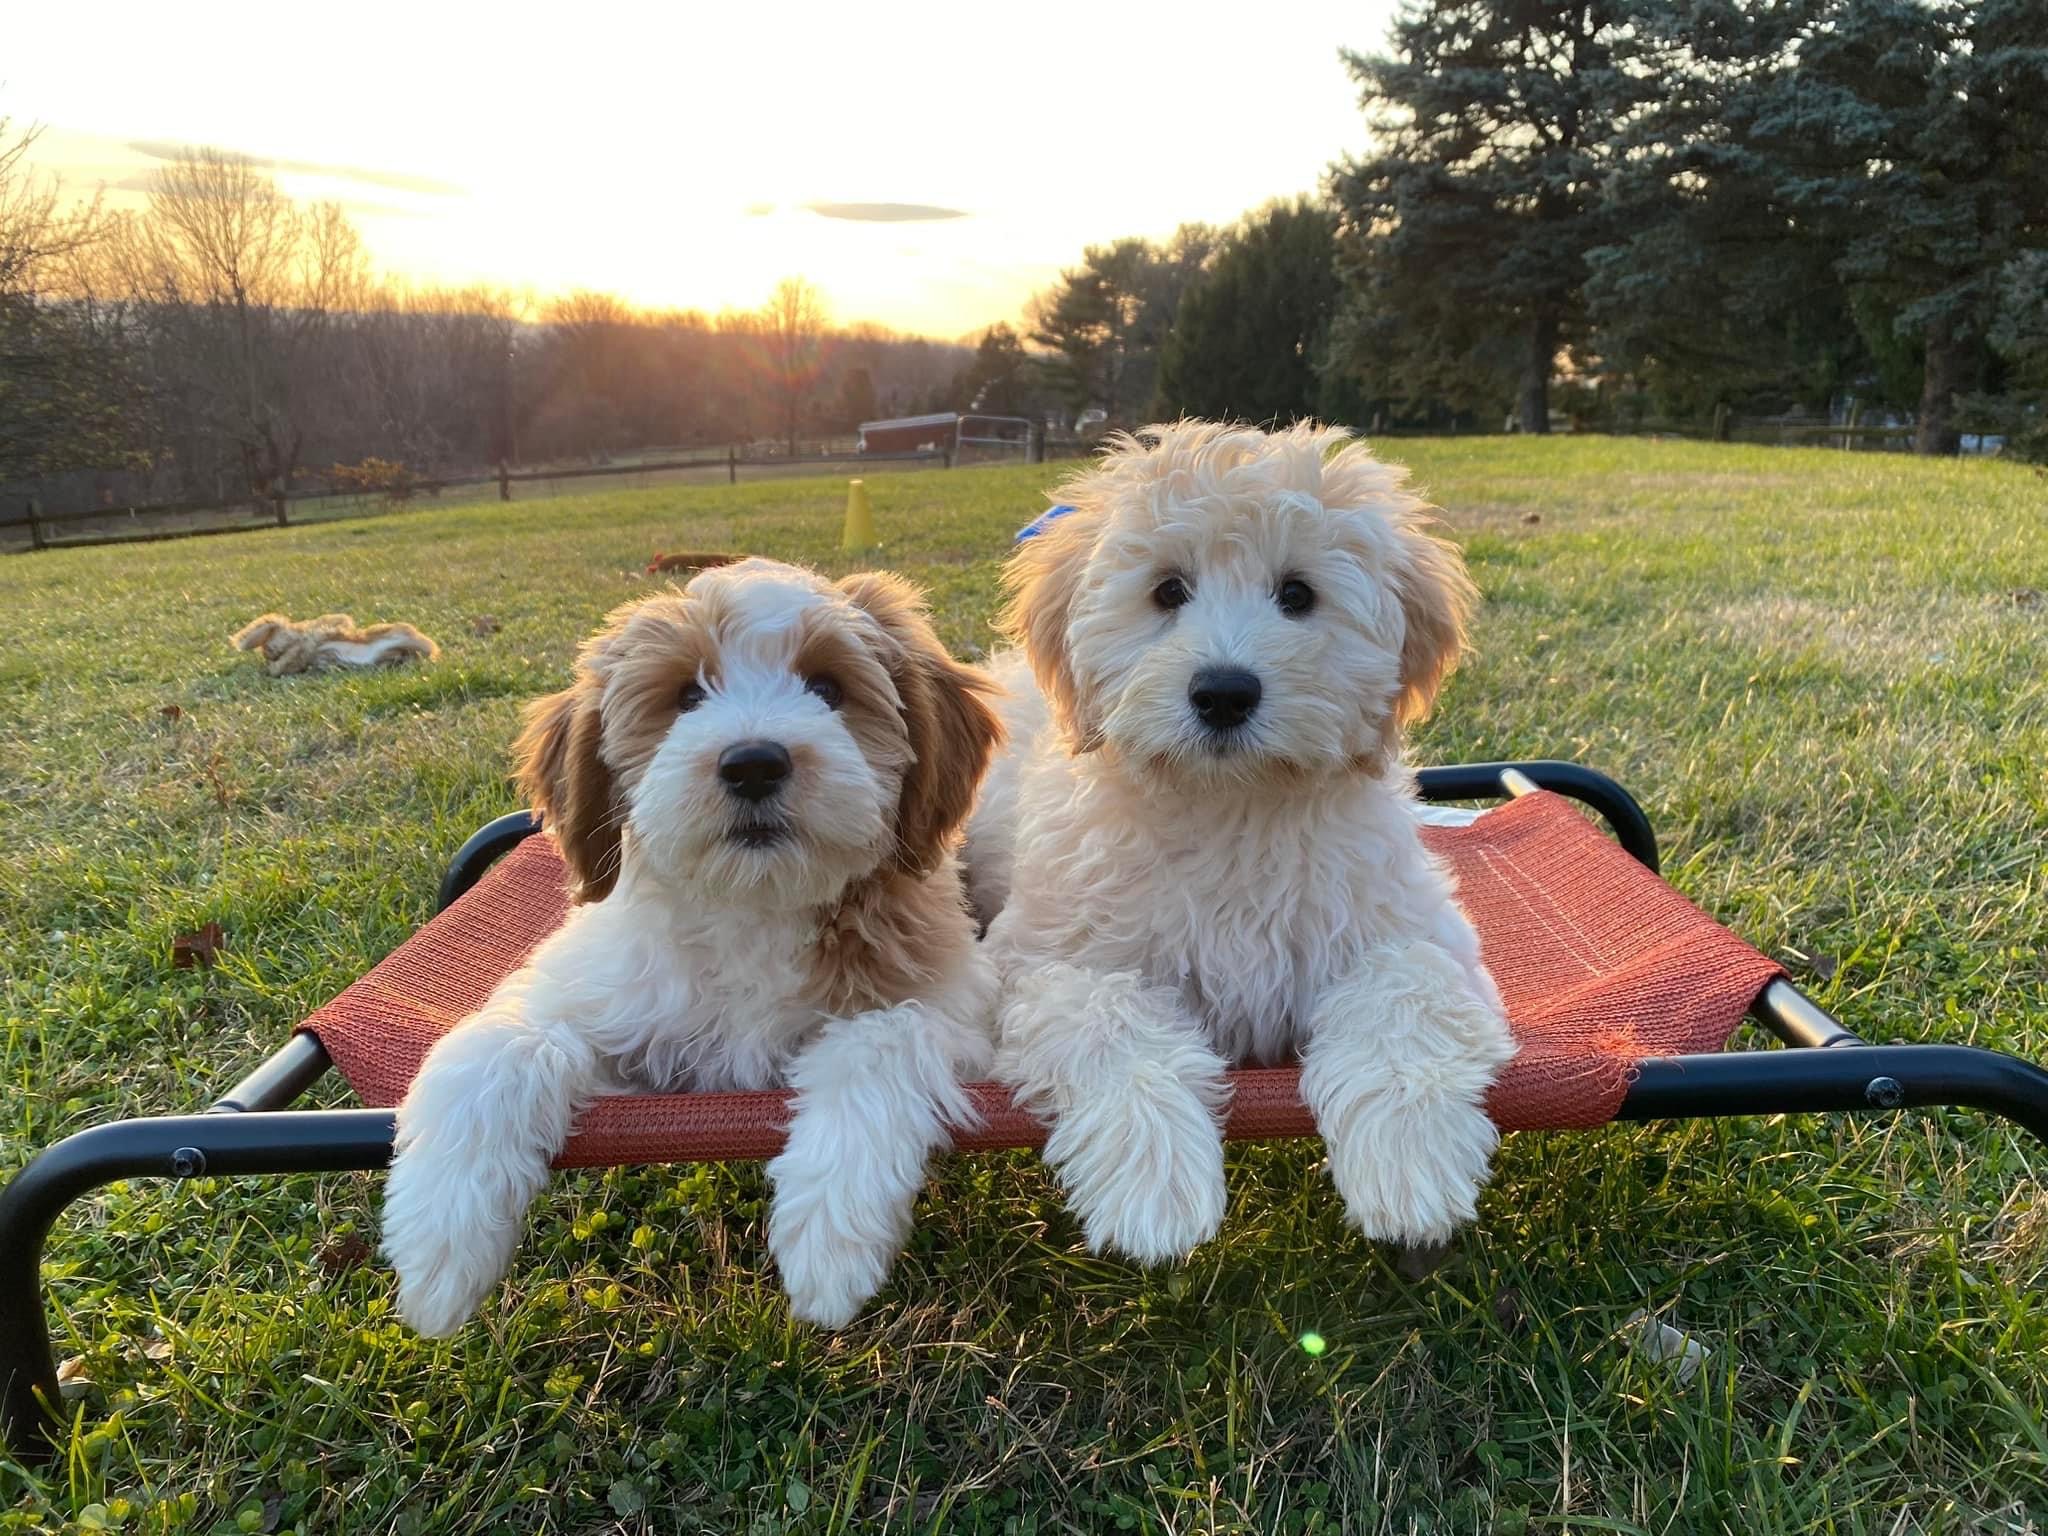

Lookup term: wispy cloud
[802,201,968,223]
[126,139,462,197]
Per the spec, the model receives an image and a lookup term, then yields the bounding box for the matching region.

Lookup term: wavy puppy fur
[969,420,1513,1266]
[384,559,1001,1333]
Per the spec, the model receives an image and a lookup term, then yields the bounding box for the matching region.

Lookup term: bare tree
[111,147,369,502]
[335,282,528,472]
[0,118,131,484]
[761,277,827,454]
[0,120,74,294]
[7,144,973,517]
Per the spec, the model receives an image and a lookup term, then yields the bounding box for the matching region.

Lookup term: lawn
[2,438,2044,1534]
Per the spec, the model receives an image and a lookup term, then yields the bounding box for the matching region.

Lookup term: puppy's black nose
[1189,667,1262,730]
[718,741,792,802]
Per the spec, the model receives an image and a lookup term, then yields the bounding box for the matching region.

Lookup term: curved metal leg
[435,810,542,913]
[1752,978,1863,1048]
[1620,1043,2048,1146]
[0,1108,395,1461]
[207,1033,334,1113]
[6,810,539,1461]
[1416,759,1660,872]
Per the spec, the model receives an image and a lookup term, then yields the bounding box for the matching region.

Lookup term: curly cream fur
[969,421,1513,1264]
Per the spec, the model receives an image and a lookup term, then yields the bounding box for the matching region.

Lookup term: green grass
[2,439,2045,1534]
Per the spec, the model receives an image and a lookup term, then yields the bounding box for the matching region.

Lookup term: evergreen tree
[1960,250,2048,459]
[1756,0,2048,452]
[1026,226,1213,425]
[953,324,1040,416]
[1330,0,1657,432]
[1582,1,1870,425]
[1157,198,1343,425]
[835,366,877,431]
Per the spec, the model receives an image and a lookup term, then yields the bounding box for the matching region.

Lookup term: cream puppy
[969,422,1513,1264]
[382,559,1002,1332]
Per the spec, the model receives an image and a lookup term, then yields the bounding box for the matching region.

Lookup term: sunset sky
[11,0,1395,338]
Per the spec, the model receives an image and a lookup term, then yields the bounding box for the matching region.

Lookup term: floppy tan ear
[231,615,288,652]
[839,571,1004,878]
[513,677,622,902]
[1391,514,1477,730]
[998,507,1100,752]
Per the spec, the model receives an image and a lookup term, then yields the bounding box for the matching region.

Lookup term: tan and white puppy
[382,559,1002,1333]
[969,422,1513,1264]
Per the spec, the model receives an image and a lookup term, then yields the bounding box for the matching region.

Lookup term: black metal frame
[5,762,2045,1463]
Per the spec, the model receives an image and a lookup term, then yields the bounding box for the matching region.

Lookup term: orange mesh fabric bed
[22,761,2048,1464]
[302,791,1784,1167]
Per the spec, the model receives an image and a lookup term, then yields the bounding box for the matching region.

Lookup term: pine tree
[953,324,1040,416]
[1961,250,2048,459]
[1026,227,1214,425]
[1330,0,1658,433]
[835,366,877,432]
[1156,198,1343,425]
[1582,0,1870,424]
[1755,0,2048,452]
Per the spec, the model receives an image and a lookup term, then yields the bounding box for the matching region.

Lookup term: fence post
[943,446,955,469]
[728,445,738,485]
[26,499,44,552]
[498,461,512,502]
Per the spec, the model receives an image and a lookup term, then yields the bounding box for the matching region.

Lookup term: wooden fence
[1,447,952,553]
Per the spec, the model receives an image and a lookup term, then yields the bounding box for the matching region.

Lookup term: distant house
[857,412,1034,461]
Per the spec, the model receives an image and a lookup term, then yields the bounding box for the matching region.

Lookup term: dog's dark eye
[1276,578,1315,616]
[678,682,706,713]
[805,676,843,710]
[1153,575,1192,611]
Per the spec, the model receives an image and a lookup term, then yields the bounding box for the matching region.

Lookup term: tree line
[7,0,2043,523]
[1,134,970,515]
[1020,0,2047,456]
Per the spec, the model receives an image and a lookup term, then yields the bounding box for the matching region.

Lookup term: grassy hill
[2,439,2044,1532]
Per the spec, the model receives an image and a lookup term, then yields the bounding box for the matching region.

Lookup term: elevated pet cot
[5,761,2046,1461]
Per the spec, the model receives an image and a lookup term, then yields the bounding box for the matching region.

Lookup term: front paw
[1047,1090,1227,1265]
[767,1195,898,1329]
[765,1212,892,1335]
[1323,1095,1498,1248]
[381,1146,528,1337]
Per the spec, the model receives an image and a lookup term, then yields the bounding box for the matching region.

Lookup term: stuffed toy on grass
[231,613,440,676]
